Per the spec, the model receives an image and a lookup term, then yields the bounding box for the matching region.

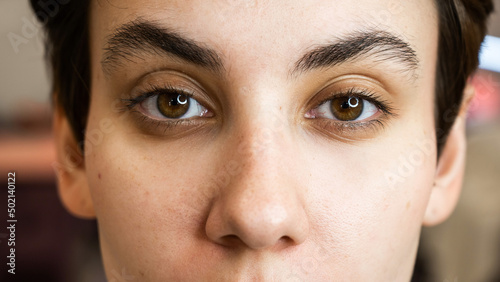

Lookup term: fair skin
[53,0,471,280]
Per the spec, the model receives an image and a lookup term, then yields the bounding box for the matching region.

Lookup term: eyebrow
[292,30,419,78]
[102,21,419,80]
[101,20,224,75]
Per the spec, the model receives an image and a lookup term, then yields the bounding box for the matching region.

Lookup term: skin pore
[53,0,470,280]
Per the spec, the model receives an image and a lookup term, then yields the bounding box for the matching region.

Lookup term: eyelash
[121,84,195,110]
[120,85,397,136]
[120,84,208,134]
[310,88,397,135]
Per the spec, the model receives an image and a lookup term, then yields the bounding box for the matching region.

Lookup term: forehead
[90,0,437,72]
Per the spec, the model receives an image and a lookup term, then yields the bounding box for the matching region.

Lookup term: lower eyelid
[129,109,216,137]
[309,118,389,141]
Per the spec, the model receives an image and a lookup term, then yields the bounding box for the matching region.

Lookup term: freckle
[406,201,411,210]
[98,173,101,180]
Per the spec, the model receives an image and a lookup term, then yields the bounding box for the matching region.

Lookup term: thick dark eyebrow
[102,21,418,80]
[292,30,419,78]
[101,20,224,75]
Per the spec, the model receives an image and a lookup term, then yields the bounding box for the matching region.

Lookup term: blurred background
[0,1,499,281]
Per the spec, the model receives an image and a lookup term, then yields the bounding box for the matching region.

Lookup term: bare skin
[53,0,471,280]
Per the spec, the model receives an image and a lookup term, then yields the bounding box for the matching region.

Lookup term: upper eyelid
[315,88,376,107]
[123,85,196,108]
[120,68,219,108]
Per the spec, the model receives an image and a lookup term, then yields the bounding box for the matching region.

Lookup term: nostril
[218,234,298,250]
[218,234,245,248]
[278,236,294,245]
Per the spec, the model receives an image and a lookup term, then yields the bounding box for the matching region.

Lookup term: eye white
[316,98,379,121]
[141,95,206,120]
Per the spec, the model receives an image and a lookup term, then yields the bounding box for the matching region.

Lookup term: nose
[205,129,309,250]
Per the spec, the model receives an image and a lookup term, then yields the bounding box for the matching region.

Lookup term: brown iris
[330,96,363,121]
[157,92,190,118]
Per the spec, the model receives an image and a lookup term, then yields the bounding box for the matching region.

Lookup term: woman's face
[81,0,443,280]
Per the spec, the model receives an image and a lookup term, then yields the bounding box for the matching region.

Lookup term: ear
[52,107,96,219]
[423,83,474,226]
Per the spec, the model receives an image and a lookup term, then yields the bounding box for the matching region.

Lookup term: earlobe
[52,107,96,219]
[423,84,474,226]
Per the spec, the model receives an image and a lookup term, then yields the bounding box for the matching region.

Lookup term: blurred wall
[490,0,500,36]
[0,0,50,120]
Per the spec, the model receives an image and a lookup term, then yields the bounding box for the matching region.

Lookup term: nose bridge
[223,104,290,196]
[222,93,288,174]
[205,116,309,249]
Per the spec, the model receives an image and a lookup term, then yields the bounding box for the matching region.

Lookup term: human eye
[129,85,210,120]
[305,88,396,138]
[121,83,215,135]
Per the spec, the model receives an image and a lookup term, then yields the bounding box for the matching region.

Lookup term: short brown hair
[434,0,494,153]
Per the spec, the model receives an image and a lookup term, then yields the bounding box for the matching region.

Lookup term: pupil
[330,96,363,121]
[157,92,190,118]
[175,95,187,105]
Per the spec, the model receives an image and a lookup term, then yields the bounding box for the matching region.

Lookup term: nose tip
[205,184,309,250]
[237,204,308,249]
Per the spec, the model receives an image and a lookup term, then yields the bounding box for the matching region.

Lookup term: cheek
[84,118,219,271]
[303,129,436,272]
